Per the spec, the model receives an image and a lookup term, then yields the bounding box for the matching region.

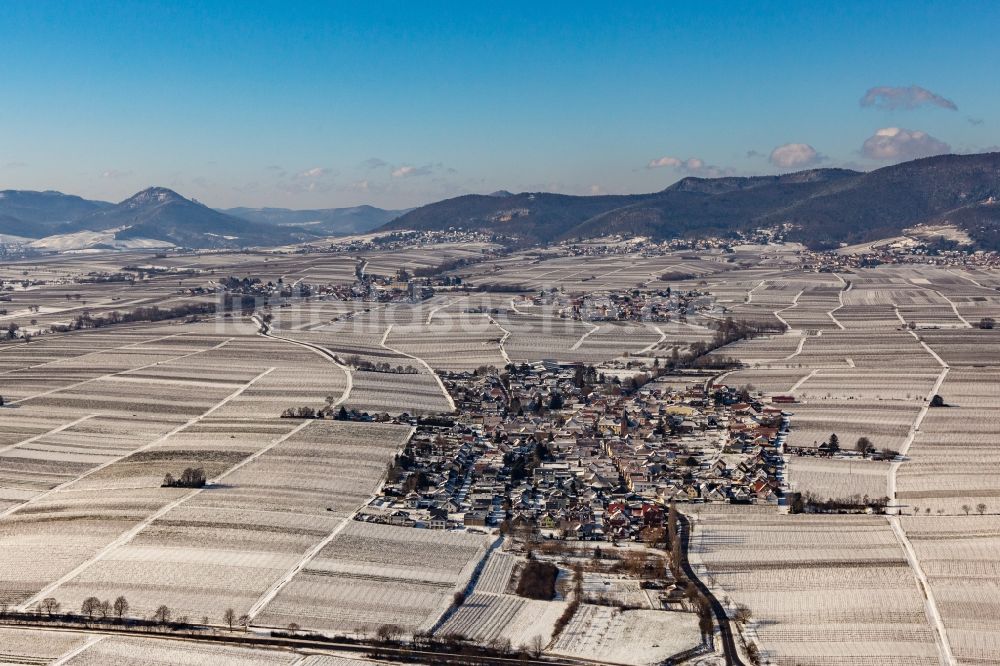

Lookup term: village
[355,360,789,541]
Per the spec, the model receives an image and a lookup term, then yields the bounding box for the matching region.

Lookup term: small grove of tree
[930,394,946,407]
[515,560,559,600]
[53,303,216,333]
[979,317,996,329]
[855,436,874,457]
[162,467,206,488]
[376,623,404,643]
[552,564,583,639]
[342,355,418,374]
[799,491,890,514]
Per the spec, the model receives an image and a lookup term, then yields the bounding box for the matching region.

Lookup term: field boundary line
[245,425,418,622]
[10,337,236,406]
[16,411,307,612]
[426,296,462,325]
[0,331,190,379]
[826,277,848,329]
[380,324,457,412]
[253,319,352,406]
[0,367,275,522]
[485,314,512,364]
[636,325,666,354]
[787,368,818,393]
[885,327,954,664]
[888,516,957,666]
[50,634,104,665]
[933,290,972,327]
[772,289,803,329]
[781,333,808,361]
[0,414,98,457]
[569,323,600,351]
[946,268,984,288]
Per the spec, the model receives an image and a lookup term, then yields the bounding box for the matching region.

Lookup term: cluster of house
[355,362,789,540]
[510,289,713,324]
[803,242,1000,271]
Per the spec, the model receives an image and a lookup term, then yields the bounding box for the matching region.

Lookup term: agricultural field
[549,605,700,666]
[254,521,491,634]
[6,243,1000,664]
[787,456,890,501]
[688,508,942,666]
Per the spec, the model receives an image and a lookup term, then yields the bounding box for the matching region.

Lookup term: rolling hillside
[383,152,1000,249]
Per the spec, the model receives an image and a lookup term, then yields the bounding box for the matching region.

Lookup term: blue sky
[0,1,997,209]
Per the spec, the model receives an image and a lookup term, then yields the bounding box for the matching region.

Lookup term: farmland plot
[783,402,919,450]
[45,421,409,622]
[435,592,567,647]
[787,456,890,501]
[347,370,452,414]
[688,510,940,666]
[900,516,1000,665]
[0,626,90,664]
[256,521,490,634]
[63,636,299,666]
[385,321,507,372]
[896,369,1000,512]
[550,605,700,666]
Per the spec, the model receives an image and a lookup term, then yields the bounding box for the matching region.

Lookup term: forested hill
[381,152,1000,249]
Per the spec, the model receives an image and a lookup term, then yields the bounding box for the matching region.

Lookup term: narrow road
[254,316,353,406]
[677,512,746,666]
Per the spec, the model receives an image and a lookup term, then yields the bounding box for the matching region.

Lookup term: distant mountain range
[0,188,403,250]
[382,152,1000,250]
[4,152,1000,251]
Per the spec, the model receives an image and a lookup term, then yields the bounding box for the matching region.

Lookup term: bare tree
[40,597,60,617]
[223,607,236,631]
[962,504,971,515]
[376,623,403,643]
[154,604,171,625]
[238,614,250,633]
[98,599,111,621]
[977,503,987,515]
[733,604,752,624]
[530,634,545,658]
[81,596,101,620]
[287,622,300,634]
[113,595,129,620]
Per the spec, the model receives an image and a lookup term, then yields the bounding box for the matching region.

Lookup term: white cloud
[101,169,131,179]
[646,155,731,177]
[296,167,329,179]
[768,143,823,169]
[860,85,957,111]
[647,156,683,169]
[391,164,432,178]
[861,127,951,161]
